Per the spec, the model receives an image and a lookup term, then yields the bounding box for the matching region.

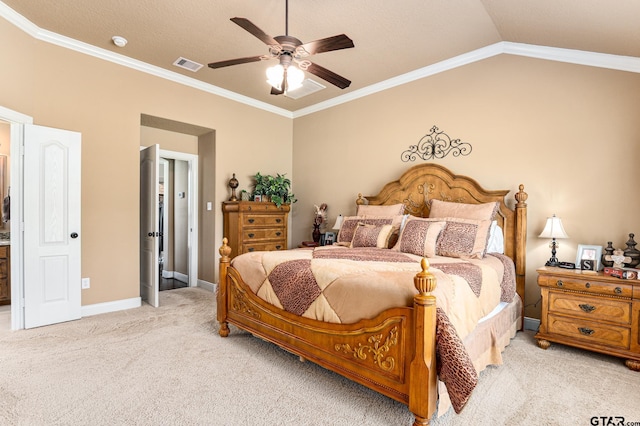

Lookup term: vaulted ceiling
[3,0,640,114]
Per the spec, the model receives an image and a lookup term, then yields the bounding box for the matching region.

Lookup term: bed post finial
[219,237,232,261]
[414,258,436,295]
[356,193,366,206]
[515,184,528,206]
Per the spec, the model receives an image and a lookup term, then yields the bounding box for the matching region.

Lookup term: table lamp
[539,214,569,267]
[332,214,343,232]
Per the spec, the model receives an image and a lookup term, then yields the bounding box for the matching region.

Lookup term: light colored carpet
[1,287,638,426]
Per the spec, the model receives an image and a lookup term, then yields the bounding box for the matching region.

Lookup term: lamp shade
[266,64,304,92]
[539,214,569,239]
[332,214,343,231]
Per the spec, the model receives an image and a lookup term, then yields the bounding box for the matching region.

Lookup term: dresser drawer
[243,241,286,254]
[0,246,7,258]
[547,314,630,349]
[539,275,632,298]
[548,291,631,325]
[0,277,8,300]
[242,228,285,241]
[243,214,286,227]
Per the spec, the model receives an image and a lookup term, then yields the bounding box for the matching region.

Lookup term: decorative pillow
[393,217,446,257]
[356,203,405,217]
[429,199,499,222]
[486,220,505,254]
[351,223,394,248]
[436,218,493,259]
[336,215,403,245]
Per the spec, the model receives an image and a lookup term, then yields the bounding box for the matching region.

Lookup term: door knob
[70,232,79,239]
[148,232,153,237]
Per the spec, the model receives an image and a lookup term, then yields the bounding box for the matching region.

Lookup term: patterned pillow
[393,217,446,257]
[337,216,402,245]
[351,223,394,248]
[436,218,493,259]
[356,203,405,217]
[429,199,499,222]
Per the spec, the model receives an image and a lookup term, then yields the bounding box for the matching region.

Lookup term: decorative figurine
[601,241,615,268]
[623,233,640,268]
[609,249,630,269]
[228,173,239,201]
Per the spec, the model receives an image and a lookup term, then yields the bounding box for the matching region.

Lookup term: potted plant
[252,172,297,208]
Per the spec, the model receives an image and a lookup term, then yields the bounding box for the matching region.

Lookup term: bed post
[409,258,438,426]
[218,237,231,337]
[514,185,528,326]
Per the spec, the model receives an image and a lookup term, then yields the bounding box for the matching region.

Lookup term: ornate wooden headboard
[356,163,528,304]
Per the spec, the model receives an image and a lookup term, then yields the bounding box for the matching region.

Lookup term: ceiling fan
[207,0,354,96]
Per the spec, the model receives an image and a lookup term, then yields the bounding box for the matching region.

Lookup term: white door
[140,145,159,307]
[24,124,81,329]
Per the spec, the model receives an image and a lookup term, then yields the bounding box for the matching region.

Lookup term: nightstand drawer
[243,242,286,253]
[548,292,632,325]
[242,228,285,241]
[243,215,286,227]
[548,314,631,349]
[539,275,632,298]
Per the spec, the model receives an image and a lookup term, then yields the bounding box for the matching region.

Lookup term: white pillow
[486,220,504,254]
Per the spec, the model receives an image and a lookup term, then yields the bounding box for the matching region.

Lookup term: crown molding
[2,1,639,120]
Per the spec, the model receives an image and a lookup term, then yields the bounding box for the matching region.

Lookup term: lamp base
[545,259,560,267]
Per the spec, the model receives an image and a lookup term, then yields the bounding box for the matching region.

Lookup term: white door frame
[159,149,198,288]
[0,105,33,330]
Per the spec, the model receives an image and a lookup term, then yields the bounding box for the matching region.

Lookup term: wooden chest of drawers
[0,245,10,305]
[535,266,640,370]
[222,201,289,259]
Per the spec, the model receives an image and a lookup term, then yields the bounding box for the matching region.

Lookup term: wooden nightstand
[535,266,640,370]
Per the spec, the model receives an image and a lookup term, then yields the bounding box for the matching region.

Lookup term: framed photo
[324,232,336,246]
[253,194,262,202]
[575,244,602,271]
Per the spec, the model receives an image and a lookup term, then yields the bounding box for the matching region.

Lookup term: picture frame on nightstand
[323,232,335,245]
[575,244,602,271]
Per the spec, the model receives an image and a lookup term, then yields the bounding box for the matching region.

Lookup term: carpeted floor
[0,287,638,425]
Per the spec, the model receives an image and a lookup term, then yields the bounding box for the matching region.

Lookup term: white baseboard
[82,297,142,317]
[197,279,216,292]
[523,316,540,331]
[174,271,188,283]
[162,269,174,278]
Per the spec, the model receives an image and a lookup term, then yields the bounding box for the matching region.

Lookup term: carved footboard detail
[335,326,399,373]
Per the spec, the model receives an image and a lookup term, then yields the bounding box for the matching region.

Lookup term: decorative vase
[623,233,640,268]
[312,224,321,243]
[602,241,615,268]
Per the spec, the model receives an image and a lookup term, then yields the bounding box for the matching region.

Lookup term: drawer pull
[275,245,282,250]
[579,304,596,313]
[248,233,255,238]
[248,248,255,252]
[556,280,563,287]
[614,287,622,294]
[585,282,590,288]
[276,218,282,223]
[248,218,255,224]
[578,327,594,336]
[275,232,282,236]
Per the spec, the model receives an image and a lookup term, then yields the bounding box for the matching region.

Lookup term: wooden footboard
[218,239,438,425]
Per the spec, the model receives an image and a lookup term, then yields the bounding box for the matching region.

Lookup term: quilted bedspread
[230,245,516,413]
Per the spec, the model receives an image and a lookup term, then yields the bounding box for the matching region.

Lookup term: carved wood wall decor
[401,126,472,162]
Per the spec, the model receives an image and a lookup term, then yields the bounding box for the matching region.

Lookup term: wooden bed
[217,163,528,425]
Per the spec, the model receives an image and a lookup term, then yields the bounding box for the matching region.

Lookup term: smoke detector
[112,36,128,48]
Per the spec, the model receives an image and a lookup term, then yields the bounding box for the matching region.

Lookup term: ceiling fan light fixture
[266,64,305,91]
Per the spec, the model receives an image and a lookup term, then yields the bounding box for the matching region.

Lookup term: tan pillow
[436,218,492,259]
[429,199,499,222]
[337,215,403,245]
[356,203,405,217]
[351,223,394,248]
[393,217,446,257]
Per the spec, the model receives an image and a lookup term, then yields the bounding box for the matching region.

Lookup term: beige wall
[0,16,292,305]
[293,54,640,319]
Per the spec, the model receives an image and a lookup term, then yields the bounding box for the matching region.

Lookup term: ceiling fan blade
[231,17,279,46]
[305,62,351,89]
[298,34,354,56]
[208,55,264,69]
